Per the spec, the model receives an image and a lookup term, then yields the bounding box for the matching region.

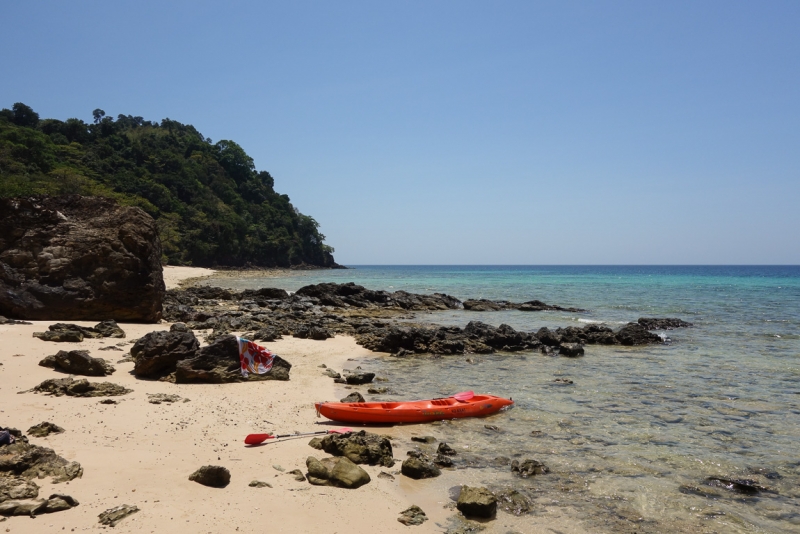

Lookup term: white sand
[162,266,217,289]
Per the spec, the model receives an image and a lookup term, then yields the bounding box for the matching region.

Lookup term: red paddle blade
[244,433,274,445]
[451,391,474,401]
[329,427,353,434]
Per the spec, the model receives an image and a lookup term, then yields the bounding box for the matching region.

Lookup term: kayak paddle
[451,390,474,402]
[245,427,353,446]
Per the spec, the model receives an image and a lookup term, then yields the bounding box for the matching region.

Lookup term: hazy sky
[2,1,798,264]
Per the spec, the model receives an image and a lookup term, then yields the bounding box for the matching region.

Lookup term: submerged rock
[305,456,370,489]
[705,476,769,495]
[511,459,549,478]
[637,317,693,330]
[494,489,532,516]
[616,323,663,345]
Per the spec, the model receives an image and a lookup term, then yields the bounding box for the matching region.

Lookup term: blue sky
[2,1,798,264]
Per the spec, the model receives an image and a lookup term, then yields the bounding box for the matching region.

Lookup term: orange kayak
[314,394,513,424]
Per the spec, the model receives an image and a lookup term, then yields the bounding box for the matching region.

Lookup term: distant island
[0,102,339,268]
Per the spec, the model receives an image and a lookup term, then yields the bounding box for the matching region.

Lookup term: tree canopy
[0,103,338,267]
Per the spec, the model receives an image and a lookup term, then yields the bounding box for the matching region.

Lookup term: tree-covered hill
[0,102,339,268]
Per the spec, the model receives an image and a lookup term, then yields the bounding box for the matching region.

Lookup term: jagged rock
[175,334,291,383]
[93,320,126,338]
[308,327,332,340]
[131,330,199,378]
[189,465,230,488]
[239,287,289,300]
[535,327,562,347]
[147,393,183,404]
[558,343,584,357]
[316,430,394,467]
[249,480,272,488]
[287,469,306,482]
[0,196,164,322]
[616,323,663,345]
[411,436,436,444]
[638,317,693,330]
[253,327,281,342]
[401,457,441,479]
[437,442,457,456]
[39,350,115,376]
[397,505,428,526]
[0,477,39,502]
[457,486,497,518]
[305,456,370,489]
[98,504,139,526]
[434,454,453,468]
[26,422,64,438]
[495,489,532,515]
[340,392,365,403]
[510,459,549,477]
[325,368,342,379]
[344,371,374,385]
[27,377,131,397]
[32,330,83,343]
[0,441,83,482]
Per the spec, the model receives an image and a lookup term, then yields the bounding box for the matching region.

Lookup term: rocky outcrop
[0,493,79,517]
[456,486,497,518]
[189,465,230,488]
[39,350,115,376]
[397,505,428,526]
[616,323,663,345]
[0,196,165,322]
[305,456,370,489]
[32,321,126,343]
[463,299,585,313]
[511,459,549,477]
[26,377,131,397]
[175,334,291,383]
[26,422,65,438]
[637,317,693,330]
[0,440,83,482]
[315,430,394,467]
[131,331,200,378]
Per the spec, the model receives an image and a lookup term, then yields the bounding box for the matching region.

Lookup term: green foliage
[0,103,337,267]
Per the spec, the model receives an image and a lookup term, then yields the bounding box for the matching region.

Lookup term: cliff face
[0,195,165,322]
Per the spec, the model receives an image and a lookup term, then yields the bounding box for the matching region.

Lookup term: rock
[98,345,123,351]
[316,430,394,467]
[0,441,83,483]
[253,327,281,342]
[553,378,574,385]
[98,399,118,405]
[131,330,199,378]
[378,471,395,481]
[42,493,79,513]
[0,196,165,322]
[495,489,532,515]
[616,323,663,345]
[98,504,139,526]
[39,350,115,376]
[456,486,497,518]
[344,371,375,385]
[434,454,454,468]
[558,343,584,357]
[0,316,32,325]
[169,322,189,333]
[189,465,230,488]
[93,320,126,338]
[175,334,291,383]
[397,505,428,526]
[308,437,324,449]
[27,377,131,397]
[705,476,768,495]
[437,442,457,456]
[340,392,365,403]
[32,330,83,343]
[147,393,183,404]
[308,327,332,340]
[401,457,441,479]
[287,469,306,482]
[535,327,562,347]
[324,368,342,379]
[305,456,370,489]
[411,436,436,444]
[0,498,47,516]
[0,477,39,502]
[637,317,693,330]
[26,422,65,438]
[510,459,549,477]
[249,480,272,488]
[483,425,500,432]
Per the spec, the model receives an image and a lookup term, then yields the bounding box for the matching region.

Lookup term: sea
[202,265,800,533]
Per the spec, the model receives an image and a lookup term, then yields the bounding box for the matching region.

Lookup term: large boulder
[401,457,441,479]
[131,331,200,378]
[39,350,115,376]
[315,430,394,467]
[0,196,165,322]
[456,486,497,518]
[616,323,663,345]
[305,456,370,489]
[175,334,291,383]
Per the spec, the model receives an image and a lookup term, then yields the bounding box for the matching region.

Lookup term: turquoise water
[205,266,800,532]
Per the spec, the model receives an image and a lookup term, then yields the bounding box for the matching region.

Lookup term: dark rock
[437,442,457,456]
[175,334,291,383]
[483,425,500,432]
[553,378,574,385]
[456,486,497,518]
[397,505,428,526]
[462,300,504,311]
[401,457,441,479]
[26,422,64,438]
[495,489,532,516]
[0,316,32,325]
[324,368,342,379]
[308,327,332,340]
[27,377,131,397]
[147,393,183,404]
[434,454,454,468]
[287,469,306,482]
[253,327,281,342]
[0,441,83,482]
[558,343,584,357]
[0,476,39,502]
[340,392,365,403]
[98,345,123,351]
[308,437,324,450]
[305,456,370,489]
[0,196,164,322]
[98,504,139,526]
[249,480,272,488]
[169,322,189,333]
[0,498,48,516]
[43,493,79,513]
[367,387,388,394]
[511,459,549,477]
[616,323,663,345]
[316,430,394,467]
[344,371,374,385]
[93,320,126,338]
[131,330,200,378]
[32,330,83,343]
[239,287,290,300]
[411,436,436,444]
[638,317,693,330]
[189,465,230,488]
[705,476,768,495]
[535,327,562,347]
[39,350,115,376]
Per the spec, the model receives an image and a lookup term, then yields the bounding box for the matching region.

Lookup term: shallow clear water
[205,266,800,532]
